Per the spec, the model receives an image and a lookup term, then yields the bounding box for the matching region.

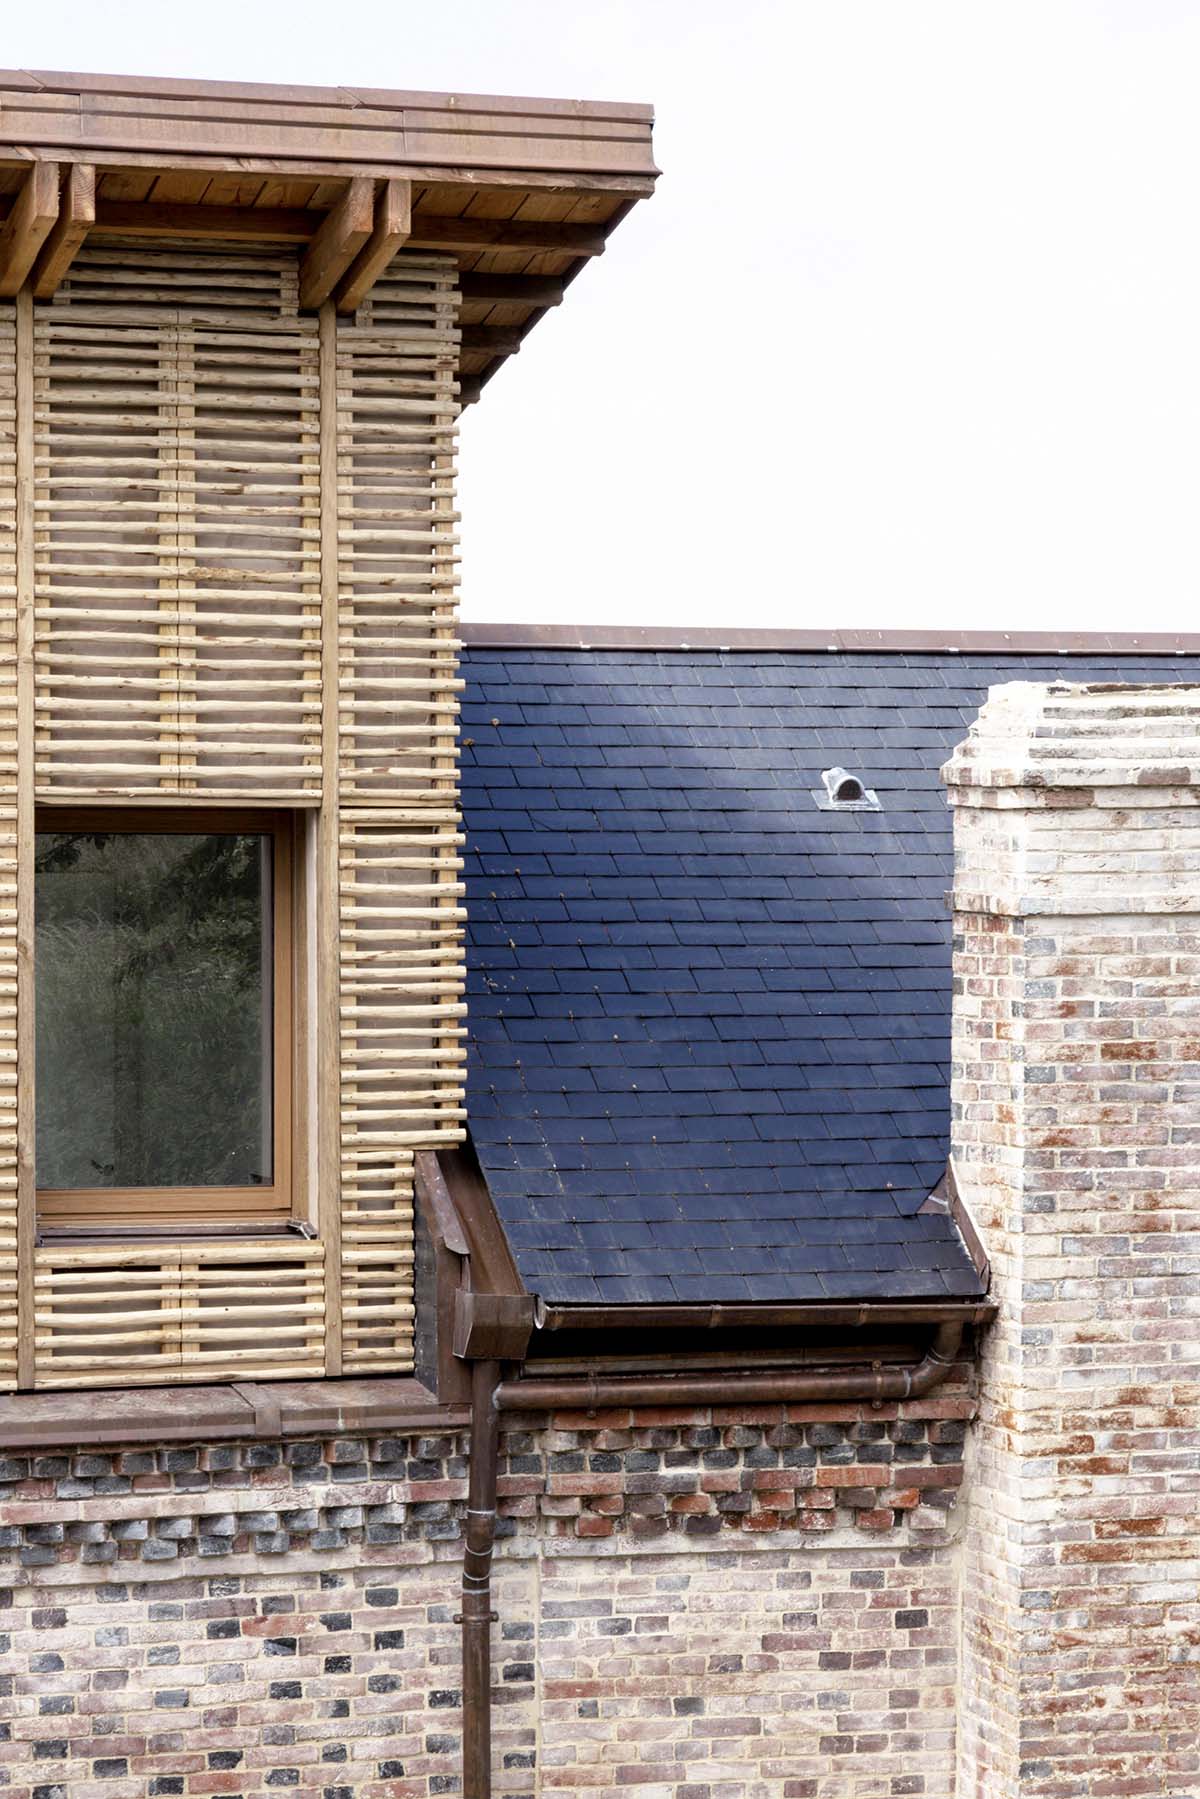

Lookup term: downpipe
[460,1358,500,1799]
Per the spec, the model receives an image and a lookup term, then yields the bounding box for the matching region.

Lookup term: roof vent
[816,766,881,812]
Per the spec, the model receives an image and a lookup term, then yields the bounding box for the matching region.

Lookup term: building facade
[0,66,1196,1799]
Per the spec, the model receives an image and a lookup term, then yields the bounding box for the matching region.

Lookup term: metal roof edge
[459,623,1200,655]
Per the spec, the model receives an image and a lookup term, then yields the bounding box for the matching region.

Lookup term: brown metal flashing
[434,1145,527,1298]
[918,1163,991,1288]
[0,1376,468,1450]
[414,1151,471,1259]
[458,623,1200,655]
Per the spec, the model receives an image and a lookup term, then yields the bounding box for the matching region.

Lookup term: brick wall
[946,680,1200,1798]
[0,1391,971,1799]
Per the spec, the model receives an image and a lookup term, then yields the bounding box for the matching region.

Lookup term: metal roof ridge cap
[458,622,1200,654]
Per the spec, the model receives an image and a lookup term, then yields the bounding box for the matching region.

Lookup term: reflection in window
[35,830,272,1190]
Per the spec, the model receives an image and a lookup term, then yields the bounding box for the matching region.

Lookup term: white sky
[5,2,1200,630]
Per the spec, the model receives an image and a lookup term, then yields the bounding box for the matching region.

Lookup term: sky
[5,2,1200,631]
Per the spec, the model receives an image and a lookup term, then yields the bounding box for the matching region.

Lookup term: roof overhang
[0,67,659,401]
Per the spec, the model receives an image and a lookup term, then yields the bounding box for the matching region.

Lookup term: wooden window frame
[34,806,296,1232]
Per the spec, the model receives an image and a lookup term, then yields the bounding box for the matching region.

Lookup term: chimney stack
[945,681,1200,1797]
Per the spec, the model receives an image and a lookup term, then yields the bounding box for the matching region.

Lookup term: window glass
[35,830,272,1190]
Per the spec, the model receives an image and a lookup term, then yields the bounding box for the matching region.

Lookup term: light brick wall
[0,1395,971,1798]
[946,680,1200,1799]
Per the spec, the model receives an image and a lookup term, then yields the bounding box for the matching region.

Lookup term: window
[34,810,294,1229]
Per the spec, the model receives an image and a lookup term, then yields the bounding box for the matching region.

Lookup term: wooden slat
[0,163,59,298]
[298,178,373,311]
[31,164,95,299]
[335,179,411,315]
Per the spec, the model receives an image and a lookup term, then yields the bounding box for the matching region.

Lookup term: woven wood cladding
[32,1239,326,1388]
[333,259,462,1373]
[34,242,322,800]
[0,242,466,1391]
[336,259,460,803]
[338,819,465,1371]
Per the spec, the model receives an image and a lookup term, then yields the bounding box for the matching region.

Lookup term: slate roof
[460,648,1200,1306]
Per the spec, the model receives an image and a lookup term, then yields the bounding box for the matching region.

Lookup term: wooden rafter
[409,215,604,256]
[0,162,59,298]
[334,177,411,313]
[460,273,563,306]
[39,199,605,259]
[31,163,95,298]
[297,176,374,311]
[0,192,610,263]
[461,324,525,356]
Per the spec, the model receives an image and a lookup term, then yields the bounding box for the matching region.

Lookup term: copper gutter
[494,1319,964,1412]
[536,1299,996,1334]
[460,1317,970,1799]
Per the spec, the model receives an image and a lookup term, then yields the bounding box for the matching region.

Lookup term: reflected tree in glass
[35,831,272,1189]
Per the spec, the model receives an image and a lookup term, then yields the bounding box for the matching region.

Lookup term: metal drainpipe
[459,1320,966,1799]
[461,1358,500,1799]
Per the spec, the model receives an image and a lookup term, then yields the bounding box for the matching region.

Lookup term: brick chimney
[944,681,1200,1799]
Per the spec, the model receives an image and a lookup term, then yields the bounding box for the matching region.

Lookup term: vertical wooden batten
[317,298,343,1376]
[14,287,35,1389]
[0,298,17,1389]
